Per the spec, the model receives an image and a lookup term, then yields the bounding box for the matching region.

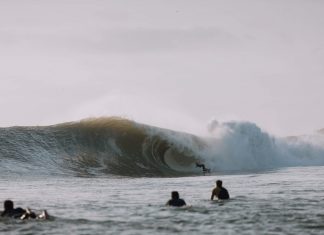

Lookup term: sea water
[0,167,324,234]
[1,166,324,235]
[1,118,324,234]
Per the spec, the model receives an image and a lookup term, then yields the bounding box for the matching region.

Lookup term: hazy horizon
[1,0,323,137]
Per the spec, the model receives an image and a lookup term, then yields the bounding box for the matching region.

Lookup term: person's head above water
[166,191,186,207]
[4,200,14,211]
[216,180,223,187]
[171,191,180,200]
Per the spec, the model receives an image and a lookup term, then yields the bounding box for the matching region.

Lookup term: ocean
[1,117,324,235]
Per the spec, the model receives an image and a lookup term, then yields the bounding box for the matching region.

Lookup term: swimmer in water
[1,200,49,220]
[166,191,186,207]
[211,180,230,200]
[1,200,27,219]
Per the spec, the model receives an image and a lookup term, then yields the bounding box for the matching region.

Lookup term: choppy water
[1,166,324,235]
[1,118,324,234]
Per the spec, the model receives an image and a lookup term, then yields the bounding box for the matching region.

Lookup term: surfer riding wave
[195,161,210,174]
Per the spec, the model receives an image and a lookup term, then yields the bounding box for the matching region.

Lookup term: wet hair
[4,200,14,211]
[171,191,179,200]
[216,180,223,187]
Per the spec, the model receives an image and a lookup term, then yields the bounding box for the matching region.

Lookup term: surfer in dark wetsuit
[211,180,230,200]
[196,161,210,174]
[166,191,186,207]
[1,200,48,220]
[1,200,29,219]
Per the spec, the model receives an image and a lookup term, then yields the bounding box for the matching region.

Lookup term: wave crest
[1,117,324,177]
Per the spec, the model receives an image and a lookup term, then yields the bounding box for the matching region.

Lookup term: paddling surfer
[211,180,230,200]
[166,191,186,207]
[1,200,49,220]
[1,200,26,219]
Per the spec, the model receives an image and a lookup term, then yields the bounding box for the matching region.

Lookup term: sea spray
[201,120,324,172]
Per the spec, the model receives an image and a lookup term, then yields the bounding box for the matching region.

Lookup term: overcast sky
[1,0,323,136]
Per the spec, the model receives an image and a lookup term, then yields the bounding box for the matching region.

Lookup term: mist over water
[203,120,324,172]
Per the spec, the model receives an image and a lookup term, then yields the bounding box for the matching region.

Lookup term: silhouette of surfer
[1,200,49,220]
[196,161,210,174]
[1,200,26,219]
[166,191,186,207]
[211,180,230,200]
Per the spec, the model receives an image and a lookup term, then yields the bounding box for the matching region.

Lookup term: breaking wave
[0,117,324,177]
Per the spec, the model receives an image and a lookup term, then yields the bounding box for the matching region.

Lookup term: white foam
[200,121,324,171]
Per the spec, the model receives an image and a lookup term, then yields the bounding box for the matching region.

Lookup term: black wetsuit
[166,198,186,207]
[1,208,26,218]
[218,187,230,200]
[196,163,205,169]
[196,163,210,173]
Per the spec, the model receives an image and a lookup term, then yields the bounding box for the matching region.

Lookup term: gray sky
[1,0,324,136]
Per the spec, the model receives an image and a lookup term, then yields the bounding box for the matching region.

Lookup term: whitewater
[1,117,324,234]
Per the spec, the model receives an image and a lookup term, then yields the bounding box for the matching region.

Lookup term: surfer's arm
[211,188,219,200]
[211,190,215,200]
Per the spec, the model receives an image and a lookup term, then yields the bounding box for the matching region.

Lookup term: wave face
[0,117,324,177]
